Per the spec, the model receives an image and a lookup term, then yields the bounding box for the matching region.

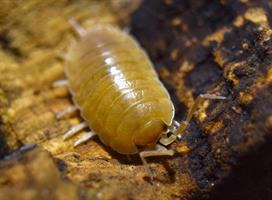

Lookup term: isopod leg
[140,144,174,164]
[56,106,77,120]
[69,17,87,37]
[140,144,174,178]
[53,79,68,88]
[159,120,180,145]
[63,121,88,140]
[74,131,96,147]
[175,94,226,136]
[159,134,177,146]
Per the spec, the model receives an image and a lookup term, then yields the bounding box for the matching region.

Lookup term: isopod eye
[134,119,166,147]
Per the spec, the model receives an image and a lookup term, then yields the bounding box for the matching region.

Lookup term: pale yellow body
[65,25,175,154]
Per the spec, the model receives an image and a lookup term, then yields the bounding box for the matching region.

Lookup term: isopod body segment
[65,25,175,154]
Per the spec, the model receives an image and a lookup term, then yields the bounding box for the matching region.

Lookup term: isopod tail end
[69,17,87,37]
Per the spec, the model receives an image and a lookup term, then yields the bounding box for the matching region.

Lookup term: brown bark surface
[0,0,271,200]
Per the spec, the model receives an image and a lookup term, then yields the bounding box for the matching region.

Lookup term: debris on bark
[131,0,272,198]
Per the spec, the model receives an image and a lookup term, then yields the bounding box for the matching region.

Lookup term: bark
[0,0,271,199]
[130,0,272,199]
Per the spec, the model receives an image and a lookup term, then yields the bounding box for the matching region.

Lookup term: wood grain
[0,0,271,199]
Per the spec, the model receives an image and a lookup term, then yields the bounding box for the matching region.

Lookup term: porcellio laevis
[54,19,226,165]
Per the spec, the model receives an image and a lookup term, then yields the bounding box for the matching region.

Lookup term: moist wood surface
[0,0,271,199]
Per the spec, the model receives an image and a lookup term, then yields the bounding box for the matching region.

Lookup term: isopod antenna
[160,94,226,146]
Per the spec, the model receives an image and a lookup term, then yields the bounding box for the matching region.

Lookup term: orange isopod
[54,19,225,164]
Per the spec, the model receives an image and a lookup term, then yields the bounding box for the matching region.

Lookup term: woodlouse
[54,19,225,165]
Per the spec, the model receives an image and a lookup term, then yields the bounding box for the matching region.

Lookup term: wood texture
[130,0,272,199]
[0,0,271,199]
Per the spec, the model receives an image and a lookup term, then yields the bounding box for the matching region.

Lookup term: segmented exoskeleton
[54,19,225,166]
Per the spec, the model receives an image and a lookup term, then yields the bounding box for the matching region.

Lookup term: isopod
[55,19,225,166]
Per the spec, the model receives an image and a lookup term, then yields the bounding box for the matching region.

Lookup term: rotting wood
[0,0,271,199]
[130,0,272,199]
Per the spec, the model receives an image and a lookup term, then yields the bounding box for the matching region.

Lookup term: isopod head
[134,119,166,148]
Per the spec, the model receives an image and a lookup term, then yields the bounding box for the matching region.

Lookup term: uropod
[54,19,226,167]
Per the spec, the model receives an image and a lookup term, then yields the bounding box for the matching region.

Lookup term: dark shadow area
[130,0,245,68]
[0,32,22,58]
[210,138,272,200]
[186,120,221,190]
[0,133,9,160]
[262,0,272,27]
[0,117,10,159]
[162,81,187,120]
